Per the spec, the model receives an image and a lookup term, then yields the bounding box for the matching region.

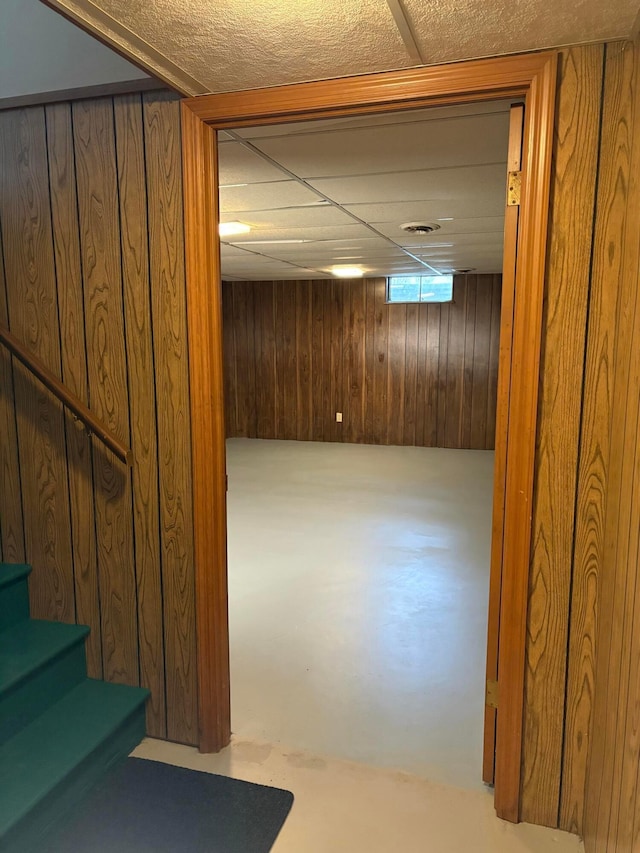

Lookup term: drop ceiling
[218,100,512,280]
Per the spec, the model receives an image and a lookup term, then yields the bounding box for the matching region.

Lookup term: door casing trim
[180,50,558,823]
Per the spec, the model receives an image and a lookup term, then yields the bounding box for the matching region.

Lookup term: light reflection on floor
[226,439,494,791]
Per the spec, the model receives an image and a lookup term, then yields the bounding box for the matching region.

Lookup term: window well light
[219,221,251,237]
[331,266,364,278]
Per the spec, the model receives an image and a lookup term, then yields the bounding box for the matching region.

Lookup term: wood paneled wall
[0,92,198,745]
[522,39,640,851]
[222,275,501,449]
[578,38,640,853]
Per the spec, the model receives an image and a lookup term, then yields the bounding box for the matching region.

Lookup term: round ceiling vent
[454,267,477,274]
[400,222,441,235]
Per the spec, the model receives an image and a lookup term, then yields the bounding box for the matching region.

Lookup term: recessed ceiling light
[331,266,364,278]
[219,221,251,237]
[233,239,311,245]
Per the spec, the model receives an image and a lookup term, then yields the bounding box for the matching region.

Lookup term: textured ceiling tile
[93,0,413,92]
[403,0,638,64]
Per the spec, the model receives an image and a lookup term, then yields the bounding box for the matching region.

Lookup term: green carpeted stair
[0,562,149,852]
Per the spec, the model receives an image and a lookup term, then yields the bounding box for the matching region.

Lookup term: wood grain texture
[0,92,201,749]
[483,106,523,787]
[222,276,500,449]
[114,93,166,737]
[180,103,230,752]
[44,101,102,677]
[0,106,75,622]
[72,97,139,685]
[0,226,25,563]
[521,44,604,828]
[581,39,640,853]
[144,92,198,745]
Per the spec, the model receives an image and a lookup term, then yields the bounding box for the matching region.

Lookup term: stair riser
[0,579,30,633]
[0,641,87,745]
[2,708,147,853]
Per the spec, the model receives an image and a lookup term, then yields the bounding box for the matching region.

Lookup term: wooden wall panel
[0,227,25,564]
[114,94,166,737]
[73,98,139,687]
[222,275,501,449]
[581,39,640,853]
[143,92,197,745]
[0,91,198,746]
[521,44,605,828]
[0,106,75,622]
[45,101,102,678]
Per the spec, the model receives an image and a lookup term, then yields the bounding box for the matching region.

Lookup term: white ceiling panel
[307,164,506,206]
[218,142,290,185]
[225,224,375,244]
[250,113,509,179]
[233,100,514,139]
[219,205,355,229]
[343,199,507,222]
[219,181,321,212]
[370,216,505,238]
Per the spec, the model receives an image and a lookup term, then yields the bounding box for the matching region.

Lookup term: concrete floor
[134,738,584,853]
[226,439,494,790]
[136,439,583,851]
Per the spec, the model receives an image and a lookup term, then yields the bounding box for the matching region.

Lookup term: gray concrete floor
[137,439,583,851]
[226,438,494,790]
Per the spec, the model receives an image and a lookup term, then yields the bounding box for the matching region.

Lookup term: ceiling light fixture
[233,239,311,245]
[331,266,364,278]
[219,221,251,237]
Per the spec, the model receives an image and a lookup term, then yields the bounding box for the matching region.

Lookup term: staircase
[0,563,149,852]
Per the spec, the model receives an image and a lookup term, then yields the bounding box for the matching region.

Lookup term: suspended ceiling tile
[308,164,506,205]
[89,0,412,93]
[220,205,356,229]
[250,113,510,179]
[219,181,321,212]
[370,216,505,238]
[234,100,514,139]
[344,198,507,222]
[226,224,375,243]
[403,0,638,66]
[218,141,290,185]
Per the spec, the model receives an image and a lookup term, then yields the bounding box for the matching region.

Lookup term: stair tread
[0,620,90,696]
[0,564,31,590]
[0,678,149,835]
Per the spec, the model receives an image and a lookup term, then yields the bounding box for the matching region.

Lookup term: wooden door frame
[180,50,558,823]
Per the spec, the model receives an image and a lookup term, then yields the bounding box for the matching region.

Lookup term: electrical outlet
[336,412,343,423]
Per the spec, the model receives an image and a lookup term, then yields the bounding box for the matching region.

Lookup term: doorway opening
[180,51,557,822]
[218,101,512,792]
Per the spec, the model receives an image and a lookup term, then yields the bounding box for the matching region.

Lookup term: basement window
[386,274,454,303]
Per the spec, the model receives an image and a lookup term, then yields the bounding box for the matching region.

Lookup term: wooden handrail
[0,325,132,466]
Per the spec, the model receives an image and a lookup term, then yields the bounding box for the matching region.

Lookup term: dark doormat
[44,757,294,853]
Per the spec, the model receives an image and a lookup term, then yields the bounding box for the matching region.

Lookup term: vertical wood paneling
[485,276,502,449]
[461,277,477,449]
[0,106,75,622]
[45,101,102,677]
[73,98,139,685]
[386,301,406,447]
[0,92,198,747]
[519,43,604,829]
[222,276,500,449]
[373,278,389,444]
[143,92,197,744]
[296,281,312,441]
[311,280,325,441]
[403,303,419,446]
[114,94,166,737]
[349,280,366,443]
[580,39,640,853]
[0,226,25,563]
